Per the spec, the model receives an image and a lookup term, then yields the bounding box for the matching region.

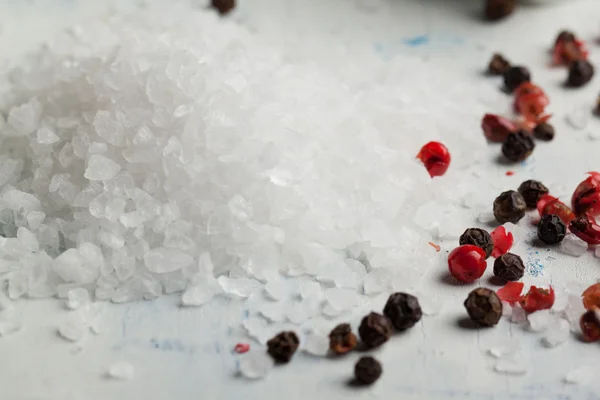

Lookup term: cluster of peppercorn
[264,292,424,385]
[553,31,594,88]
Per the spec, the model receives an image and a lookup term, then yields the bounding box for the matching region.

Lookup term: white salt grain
[107,361,135,380]
[58,318,87,342]
[560,234,588,257]
[36,127,60,144]
[66,288,90,310]
[302,333,329,356]
[527,310,551,332]
[0,319,22,337]
[511,305,527,324]
[84,155,121,181]
[488,339,520,358]
[542,319,570,348]
[494,360,527,375]
[239,351,274,380]
[566,107,589,130]
[564,366,592,384]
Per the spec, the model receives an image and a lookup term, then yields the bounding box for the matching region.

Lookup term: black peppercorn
[383,292,422,331]
[464,288,503,327]
[555,30,576,46]
[354,356,382,385]
[485,0,517,21]
[488,53,511,75]
[533,122,555,141]
[358,312,393,349]
[503,66,531,92]
[266,331,299,363]
[537,214,567,244]
[567,60,594,87]
[518,180,549,208]
[211,0,235,14]
[493,190,526,224]
[502,131,535,162]
[459,228,494,259]
[493,253,525,281]
[328,323,357,355]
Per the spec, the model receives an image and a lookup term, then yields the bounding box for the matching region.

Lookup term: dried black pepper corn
[567,60,594,87]
[503,66,531,92]
[493,190,526,224]
[533,123,555,141]
[493,253,525,281]
[518,180,549,208]
[354,356,382,385]
[555,30,576,46]
[266,331,299,363]
[459,228,494,259]
[464,288,503,327]
[358,312,393,349]
[537,214,567,244]
[328,323,357,355]
[485,0,517,21]
[502,132,535,162]
[383,292,422,331]
[488,53,511,75]
[211,0,235,14]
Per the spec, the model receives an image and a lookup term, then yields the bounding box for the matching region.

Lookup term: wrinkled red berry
[571,172,600,217]
[448,245,487,283]
[580,308,600,342]
[513,82,549,123]
[490,226,514,258]
[537,194,575,224]
[234,343,250,353]
[582,283,600,310]
[569,215,600,245]
[519,286,555,313]
[497,281,524,304]
[416,142,451,177]
[482,114,516,142]
[553,35,589,66]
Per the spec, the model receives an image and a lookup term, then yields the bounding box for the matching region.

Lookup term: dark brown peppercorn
[383,292,422,331]
[518,180,549,208]
[538,214,567,244]
[328,323,357,355]
[464,288,503,327]
[493,190,526,224]
[533,123,555,141]
[266,331,299,363]
[485,0,517,21]
[211,0,235,14]
[555,30,576,46]
[358,312,393,349]
[567,60,594,87]
[354,356,382,385]
[503,66,531,92]
[502,131,535,162]
[493,253,525,281]
[459,228,494,259]
[488,53,511,75]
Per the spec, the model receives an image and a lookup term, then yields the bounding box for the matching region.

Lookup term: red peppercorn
[497,281,524,304]
[481,114,516,143]
[416,142,451,178]
[580,308,600,342]
[553,32,589,66]
[447,245,487,283]
[513,82,549,123]
[582,283,600,310]
[569,215,600,245]
[537,194,575,224]
[490,226,514,258]
[234,343,250,354]
[519,286,555,313]
[571,172,600,217]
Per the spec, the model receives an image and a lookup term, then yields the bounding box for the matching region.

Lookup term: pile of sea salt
[0,4,491,341]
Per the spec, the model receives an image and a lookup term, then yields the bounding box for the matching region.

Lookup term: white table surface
[2,0,600,399]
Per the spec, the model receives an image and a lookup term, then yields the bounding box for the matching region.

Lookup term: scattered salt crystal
[258,302,287,322]
[560,234,588,257]
[542,319,570,348]
[107,361,135,380]
[36,127,60,144]
[0,319,22,337]
[477,211,496,225]
[218,276,260,298]
[362,268,392,296]
[566,107,589,130]
[58,318,87,342]
[501,301,513,317]
[66,288,90,310]
[527,309,551,332]
[323,288,357,311]
[564,366,592,384]
[144,248,193,273]
[298,281,323,302]
[84,154,121,181]
[511,305,527,324]
[17,227,39,252]
[302,333,329,356]
[494,360,527,375]
[488,339,520,358]
[564,294,586,333]
[239,351,274,380]
[264,279,288,301]
[181,279,222,306]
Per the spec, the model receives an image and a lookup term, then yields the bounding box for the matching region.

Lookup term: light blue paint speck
[402,34,429,47]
